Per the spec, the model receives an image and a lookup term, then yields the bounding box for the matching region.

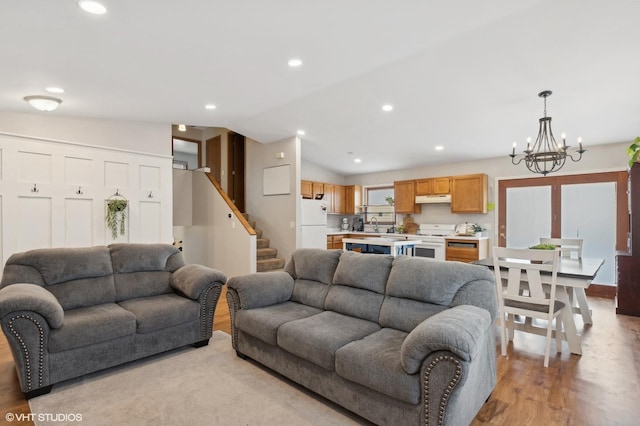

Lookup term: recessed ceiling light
[178,124,186,132]
[297,130,306,136]
[435,145,444,151]
[204,104,216,110]
[78,1,107,15]
[354,158,362,163]
[45,86,64,94]
[382,104,393,112]
[288,58,302,67]
[23,95,62,112]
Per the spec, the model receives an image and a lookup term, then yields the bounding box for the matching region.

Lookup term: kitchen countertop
[327,230,488,240]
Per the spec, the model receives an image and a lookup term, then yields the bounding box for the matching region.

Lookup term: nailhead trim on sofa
[423,355,462,425]
[7,314,45,391]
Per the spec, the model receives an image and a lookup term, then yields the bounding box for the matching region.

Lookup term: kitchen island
[342,237,421,257]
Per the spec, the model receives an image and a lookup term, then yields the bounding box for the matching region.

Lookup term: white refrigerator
[300,199,328,249]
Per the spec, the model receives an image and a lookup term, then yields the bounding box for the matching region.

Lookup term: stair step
[257,238,270,249]
[257,247,277,260]
[257,257,286,272]
[255,229,263,239]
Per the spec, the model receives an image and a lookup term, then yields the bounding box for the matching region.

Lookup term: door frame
[497,171,628,251]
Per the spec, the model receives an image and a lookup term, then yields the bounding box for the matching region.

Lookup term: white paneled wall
[0,133,173,267]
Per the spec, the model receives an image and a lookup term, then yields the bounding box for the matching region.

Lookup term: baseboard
[585,284,616,299]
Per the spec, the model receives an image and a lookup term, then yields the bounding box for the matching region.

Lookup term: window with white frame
[364,185,395,224]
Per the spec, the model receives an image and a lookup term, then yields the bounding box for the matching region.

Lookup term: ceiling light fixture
[435,145,444,151]
[354,158,362,163]
[78,1,107,15]
[45,86,65,94]
[510,90,585,176]
[297,130,306,136]
[204,104,216,110]
[178,124,186,132]
[288,58,302,67]
[23,95,62,112]
[382,104,393,112]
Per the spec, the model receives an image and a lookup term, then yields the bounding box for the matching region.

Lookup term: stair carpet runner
[246,215,286,272]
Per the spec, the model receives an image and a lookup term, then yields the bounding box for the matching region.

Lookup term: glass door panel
[561,182,616,285]
[506,186,551,248]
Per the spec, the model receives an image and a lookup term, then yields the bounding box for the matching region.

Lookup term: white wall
[0,111,169,155]
[302,159,346,184]
[191,171,256,278]
[246,136,300,264]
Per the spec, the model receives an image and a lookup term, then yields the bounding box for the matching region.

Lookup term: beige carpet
[29,331,367,425]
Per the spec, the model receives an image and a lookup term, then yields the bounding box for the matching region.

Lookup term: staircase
[245,214,286,272]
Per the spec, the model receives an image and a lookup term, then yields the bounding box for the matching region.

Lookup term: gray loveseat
[227,249,497,426]
[0,243,226,398]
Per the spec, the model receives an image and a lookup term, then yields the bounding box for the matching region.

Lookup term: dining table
[474,256,605,355]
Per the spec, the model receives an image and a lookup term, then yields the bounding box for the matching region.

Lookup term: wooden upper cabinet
[394,180,421,214]
[333,185,346,214]
[324,183,335,213]
[451,174,488,214]
[344,185,362,214]
[301,180,313,199]
[312,182,324,199]
[416,177,451,195]
[433,177,451,194]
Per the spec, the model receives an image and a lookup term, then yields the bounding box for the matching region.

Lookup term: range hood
[415,194,451,204]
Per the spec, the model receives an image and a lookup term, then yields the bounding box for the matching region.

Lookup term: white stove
[413,224,457,261]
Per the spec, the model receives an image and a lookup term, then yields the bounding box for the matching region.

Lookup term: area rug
[29,331,367,425]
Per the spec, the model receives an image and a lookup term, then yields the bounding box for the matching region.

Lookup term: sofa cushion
[325,285,385,323]
[277,311,380,370]
[335,328,420,405]
[332,251,393,294]
[379,296,448,333]
[118,294,200,334]
[235,301,323,346]
[49,303,136,353]
[285,248,341,285]
[110,243,185,301]
[0,246,116,310]
[291,279,330,310]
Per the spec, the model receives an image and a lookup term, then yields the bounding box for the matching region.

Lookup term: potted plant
[106,198,128,239]
[627,136,640,168]
[470,223,486,237]
[528,243,558,263]
[385,196,394,206]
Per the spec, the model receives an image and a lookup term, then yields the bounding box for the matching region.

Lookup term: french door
[498,172,628,285]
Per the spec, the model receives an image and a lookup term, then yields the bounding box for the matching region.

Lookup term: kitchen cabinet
[394,180,422,214]
[416,177,451,196]
[324,183,335,213]
[445,238,488,263]
[301,180,313,199]
[312,182,324,199]
[345,185,362,214]
[333,185,346,214]
[451,174,488,214]
[327,234,344,249]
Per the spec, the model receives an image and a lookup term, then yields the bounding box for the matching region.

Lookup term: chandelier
[510,90,585,176]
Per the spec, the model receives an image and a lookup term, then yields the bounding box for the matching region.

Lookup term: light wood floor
[1,292,639,425]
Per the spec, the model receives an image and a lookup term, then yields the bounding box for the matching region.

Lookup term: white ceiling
[1,0,639,175]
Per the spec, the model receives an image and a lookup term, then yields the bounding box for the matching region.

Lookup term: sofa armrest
[0,284,64,329]
[227,271,294,310]
[170,264,227,299]
[400,305,491,374]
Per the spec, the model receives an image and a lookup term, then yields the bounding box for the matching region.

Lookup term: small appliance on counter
[352,216,364,232]
[341,217,350,230]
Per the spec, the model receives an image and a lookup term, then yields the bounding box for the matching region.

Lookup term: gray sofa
[227,249,498,426]
[0,243,226,398]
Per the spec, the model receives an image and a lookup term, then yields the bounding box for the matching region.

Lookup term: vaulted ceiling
[1,1,638,175]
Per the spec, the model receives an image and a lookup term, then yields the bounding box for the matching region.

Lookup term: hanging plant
[106,198,128,239]
[626,136,640,168]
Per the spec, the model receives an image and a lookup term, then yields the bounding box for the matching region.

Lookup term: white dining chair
[492,246,565,367]
[539,237,583,258]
